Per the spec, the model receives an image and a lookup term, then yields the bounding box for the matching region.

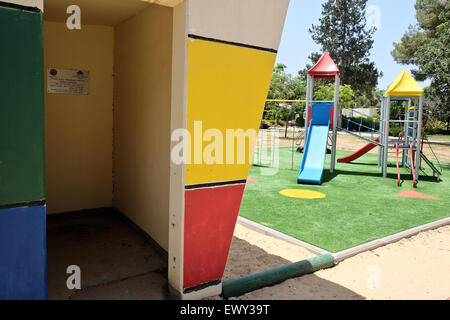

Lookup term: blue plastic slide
[297,102,333,185]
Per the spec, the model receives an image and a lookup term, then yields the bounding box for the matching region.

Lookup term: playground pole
[411,105,417,154]
[378,97,384,167]
[330,75,340,173]
[403,99,411,167]
[414,96,424,181]
[304,75,312,146]
[383,97,391,177]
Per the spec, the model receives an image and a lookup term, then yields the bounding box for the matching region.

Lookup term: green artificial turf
[240,147,450,253]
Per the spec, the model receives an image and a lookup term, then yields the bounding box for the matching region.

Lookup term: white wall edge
[4,0,43,11]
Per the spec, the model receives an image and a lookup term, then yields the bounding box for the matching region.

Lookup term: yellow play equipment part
[384,70,424,98]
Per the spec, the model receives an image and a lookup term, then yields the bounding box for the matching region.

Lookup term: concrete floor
[46,210,170,300]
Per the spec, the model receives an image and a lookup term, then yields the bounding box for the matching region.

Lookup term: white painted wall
[168,0,187,294]
[188,0,290,50]
[113,4,173,251]
[4,0,43,10]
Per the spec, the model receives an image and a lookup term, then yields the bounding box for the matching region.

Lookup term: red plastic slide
[338,137,380,163]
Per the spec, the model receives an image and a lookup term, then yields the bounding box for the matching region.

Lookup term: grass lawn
[240,147,450,253]
[426,134,450,142]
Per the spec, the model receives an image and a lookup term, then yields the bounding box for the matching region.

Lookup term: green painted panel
[0,6,45,205]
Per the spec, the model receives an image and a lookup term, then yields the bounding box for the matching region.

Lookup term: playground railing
[340,105,380,138]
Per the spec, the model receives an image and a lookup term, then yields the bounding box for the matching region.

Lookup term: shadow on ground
[47,211,170,300]
[322,169,441,184]
[216,237,365,300]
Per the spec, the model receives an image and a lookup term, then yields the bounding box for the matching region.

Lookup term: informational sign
[47,68,90,95]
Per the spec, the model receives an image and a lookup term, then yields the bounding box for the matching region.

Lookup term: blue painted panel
[0,205,47,300]
[311,102,333,126]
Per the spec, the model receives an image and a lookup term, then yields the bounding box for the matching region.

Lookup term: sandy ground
[214,223,450,300]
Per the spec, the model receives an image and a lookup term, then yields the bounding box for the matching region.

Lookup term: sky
[275,0,428,91]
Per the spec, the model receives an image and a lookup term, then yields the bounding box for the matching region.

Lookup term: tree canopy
[309,0,381,96]
[392,0,450,127]
[267,64,307,101]
[265,64,307,134]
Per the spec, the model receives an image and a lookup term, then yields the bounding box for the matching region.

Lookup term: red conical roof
[307,52,340,78]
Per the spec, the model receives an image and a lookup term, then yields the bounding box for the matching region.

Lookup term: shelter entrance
[43,0,176,299]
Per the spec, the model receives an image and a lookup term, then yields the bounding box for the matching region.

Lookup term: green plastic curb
[222,253,336,299]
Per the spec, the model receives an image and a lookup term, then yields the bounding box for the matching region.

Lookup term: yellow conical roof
[385,70,424,98]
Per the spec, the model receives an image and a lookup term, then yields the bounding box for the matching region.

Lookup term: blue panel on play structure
[310,102,334,125]
[0,205,47,300]
[388,97,412,101]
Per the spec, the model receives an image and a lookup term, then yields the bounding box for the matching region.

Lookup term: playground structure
[294,52,442,187]
[297,52,340,185]
[231,58,447,299]
[378,71,442,186]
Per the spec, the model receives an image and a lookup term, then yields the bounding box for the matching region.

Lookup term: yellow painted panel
[186,38,276,185]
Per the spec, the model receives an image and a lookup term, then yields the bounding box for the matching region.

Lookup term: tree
[309,0,381,96]
[267,64,307,101]
[314,84,356,108]
[416,12,450,128]
[391,0,450,128]
[266,64,307,137]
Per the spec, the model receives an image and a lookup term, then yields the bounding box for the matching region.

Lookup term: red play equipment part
[410,143,417,188]
[395,143,401,187]
[337,137,380,163]
[307,52,341,79]
[420,114,426,168]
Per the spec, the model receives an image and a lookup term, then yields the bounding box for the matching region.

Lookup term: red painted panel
[184,184,246,289]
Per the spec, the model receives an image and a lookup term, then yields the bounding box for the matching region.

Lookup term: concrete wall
[113,4,173,251]
[44,21,114,214]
